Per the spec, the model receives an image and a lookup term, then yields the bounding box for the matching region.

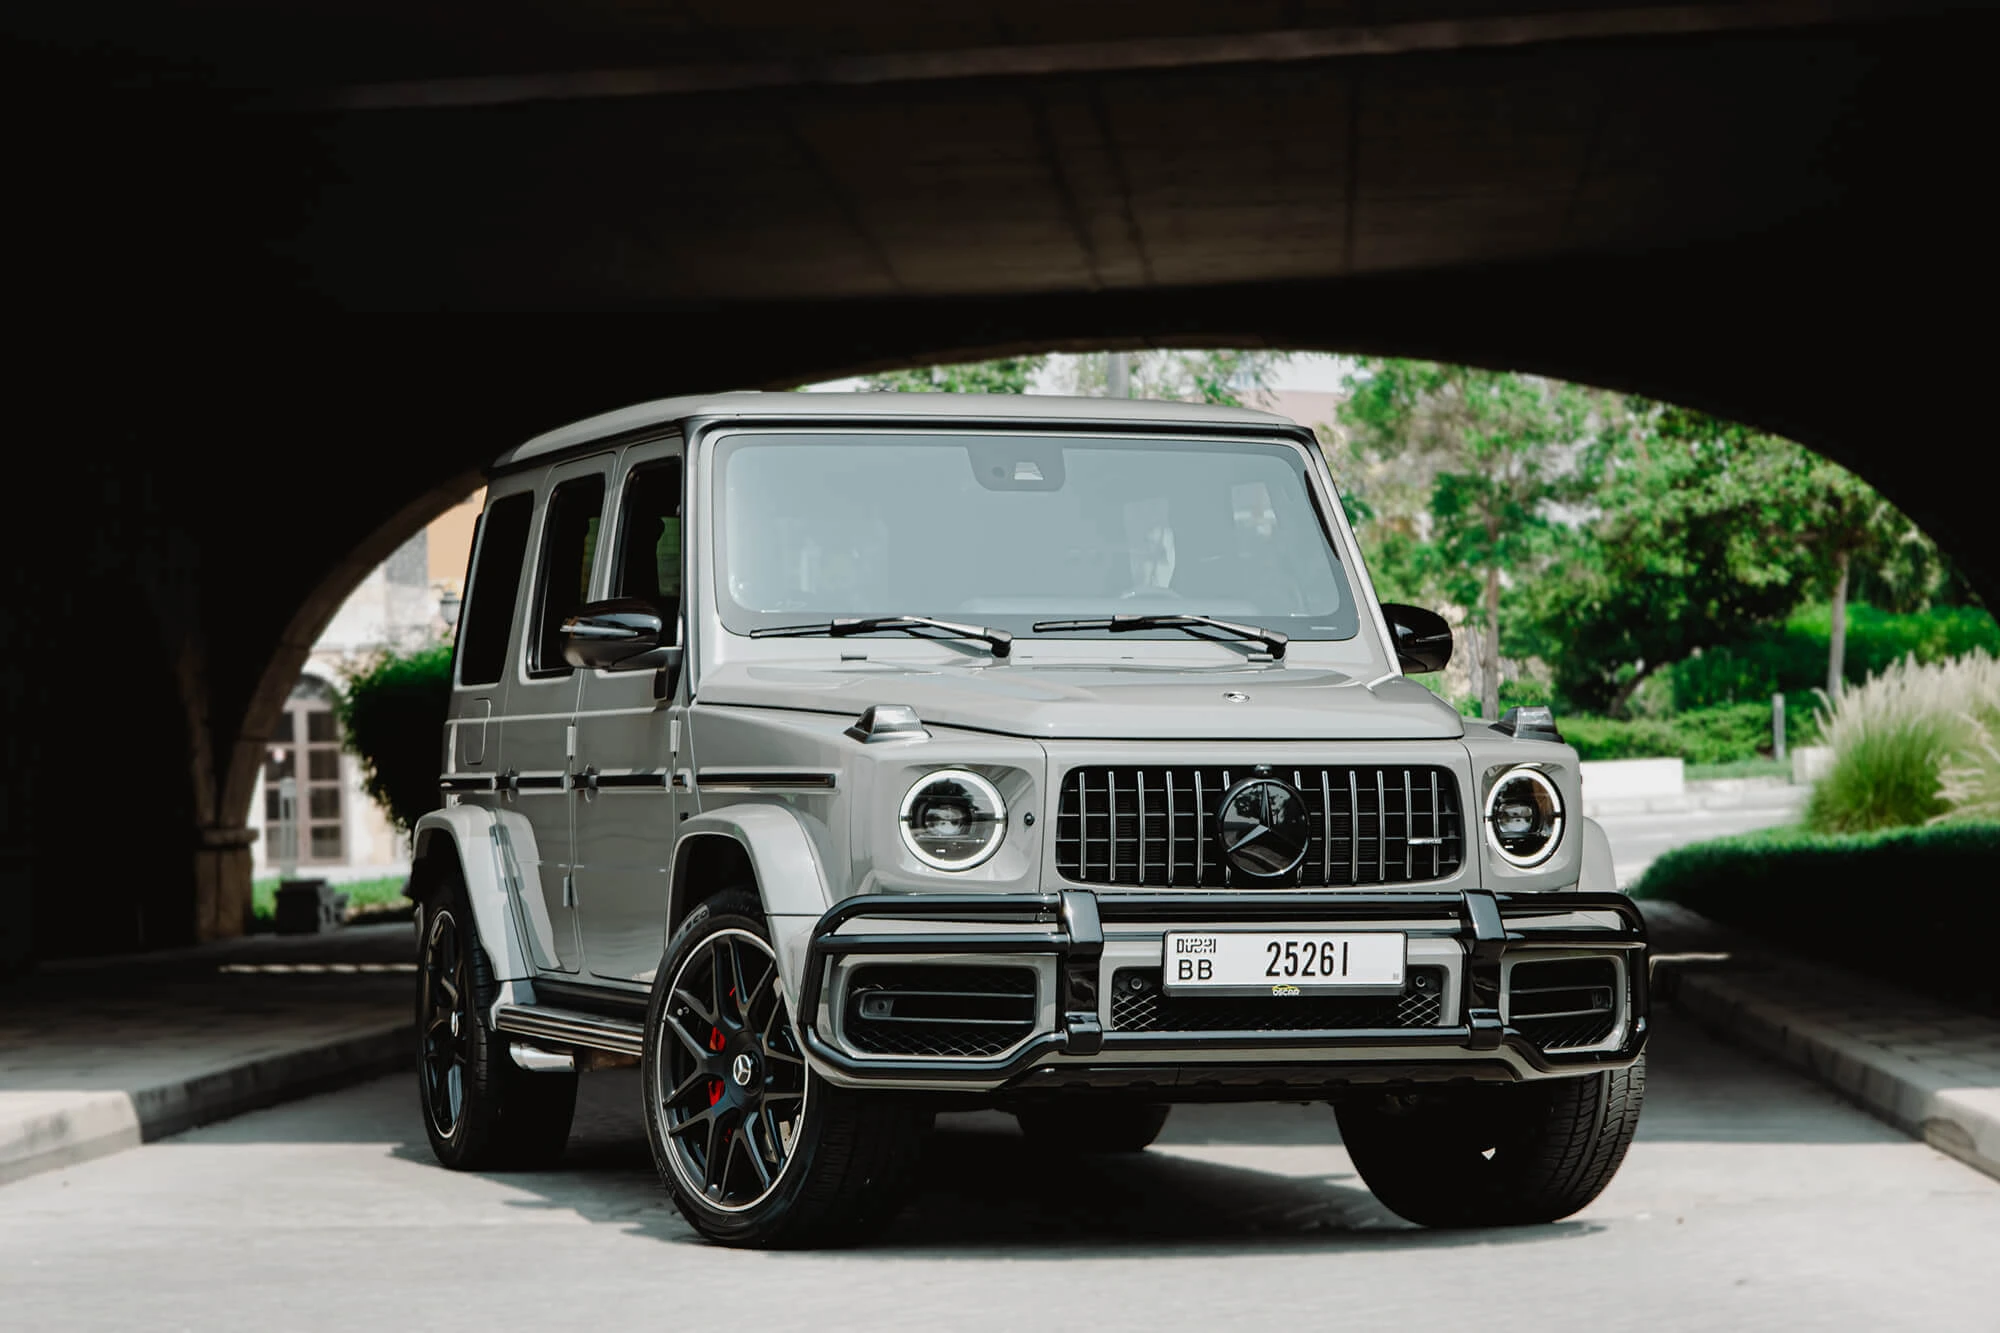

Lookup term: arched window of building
[264,678,345,866]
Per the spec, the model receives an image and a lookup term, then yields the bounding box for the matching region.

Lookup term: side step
[494,1004,645,1058]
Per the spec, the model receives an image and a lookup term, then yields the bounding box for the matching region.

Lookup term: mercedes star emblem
[1223,691,1250,702]
[1217,776,1311,878]
[731,1052,757,1087]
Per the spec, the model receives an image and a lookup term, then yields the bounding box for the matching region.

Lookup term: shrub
[334,642,454,837]
[1805,652,2000,833]
[1561,697,1818,765]
[1668,602,2000,710]
[1632,822,2000,1013]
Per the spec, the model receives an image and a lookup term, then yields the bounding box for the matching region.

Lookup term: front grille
[1508,958,1620,1050]
[1109,966,1448,1032]
[842,964,1038,1059]
[1055,765,1464,888]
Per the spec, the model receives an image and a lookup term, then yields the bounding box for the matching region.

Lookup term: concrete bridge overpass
[0,1,1990,963]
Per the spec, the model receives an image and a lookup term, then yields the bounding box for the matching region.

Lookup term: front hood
[697,661,1464,741]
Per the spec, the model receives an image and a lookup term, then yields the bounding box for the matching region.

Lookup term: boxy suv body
[410,392,1648,1245]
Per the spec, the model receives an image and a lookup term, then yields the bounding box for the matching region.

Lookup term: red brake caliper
[707,1023,726,1107]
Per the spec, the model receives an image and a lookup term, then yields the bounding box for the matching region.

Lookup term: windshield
[712,431,1360,642]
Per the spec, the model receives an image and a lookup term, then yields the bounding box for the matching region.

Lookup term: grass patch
[250,874,411,925]
[1685,757,1792,783]
[1633,821,2000,1013]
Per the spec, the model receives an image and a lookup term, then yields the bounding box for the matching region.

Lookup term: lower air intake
[842,964,1038,1059]
[1508,957,1621,1050]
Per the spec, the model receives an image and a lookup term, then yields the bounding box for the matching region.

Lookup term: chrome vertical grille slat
[1054,765,1463,887]
[1348,770,1360,885]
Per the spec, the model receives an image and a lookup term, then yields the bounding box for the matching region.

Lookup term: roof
[493,391,1302,471]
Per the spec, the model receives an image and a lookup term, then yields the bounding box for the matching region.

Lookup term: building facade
[247,492,483,883]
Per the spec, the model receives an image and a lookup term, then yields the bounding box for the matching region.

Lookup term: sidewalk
[0,924,416,1185]
[1646,900,2000,1182]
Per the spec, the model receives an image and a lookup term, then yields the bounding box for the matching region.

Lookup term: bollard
[1772,692,1787,763]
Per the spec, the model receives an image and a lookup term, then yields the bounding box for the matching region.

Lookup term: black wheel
[1015,1101,1171,1153]
[418,868,578,1171]
[642,892,928,1248]
[1336,1055,1646,1228]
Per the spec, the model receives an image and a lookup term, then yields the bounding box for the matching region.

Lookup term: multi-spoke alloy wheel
[656,927,809,1210]
[415,864,578,1172]
[421,908,473,1140]
[642,892,930,1248]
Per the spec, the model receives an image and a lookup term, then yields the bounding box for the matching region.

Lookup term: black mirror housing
[560,598,672,671]
[1381,603,1454,675]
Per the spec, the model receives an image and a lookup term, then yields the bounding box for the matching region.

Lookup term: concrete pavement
[4,1010,1995,1331]
[0,925,414,1183]
[1648,901,2000,1183]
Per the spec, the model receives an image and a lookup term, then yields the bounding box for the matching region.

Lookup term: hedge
[1562,697,1820,766]
[1631,822,2000,1013]
[334,642,454,837]
[1668,603,2000,710]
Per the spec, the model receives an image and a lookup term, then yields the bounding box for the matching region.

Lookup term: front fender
[675,804,835,1009]
[412,805,548,984]
[1577,815,1619,893]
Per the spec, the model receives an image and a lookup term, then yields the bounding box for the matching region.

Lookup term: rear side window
[531,476,607,675]
[456,493,533,687]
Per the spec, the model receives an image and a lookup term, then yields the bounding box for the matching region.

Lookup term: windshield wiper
[1032,613,1287,659]
[750,615,1012,658]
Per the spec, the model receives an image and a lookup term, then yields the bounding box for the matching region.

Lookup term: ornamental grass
[1805,651,2000,833]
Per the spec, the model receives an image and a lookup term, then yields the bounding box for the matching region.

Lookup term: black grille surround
[1508,957,1622,1051]
[842,964,1039,1059]
[1055,764,1464,888]
[1109,966,1448,1033]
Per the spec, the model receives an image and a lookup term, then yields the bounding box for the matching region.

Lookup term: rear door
[497,455,612,975]
[573,438,689,984]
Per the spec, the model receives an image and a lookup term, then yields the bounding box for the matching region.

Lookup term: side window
[612,458,683,638]
[456,493,533,687]
[530,475,607,675]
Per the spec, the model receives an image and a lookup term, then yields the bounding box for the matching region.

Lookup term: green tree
[862,356,1047,394]
[1337,359,1597,719]
[1787,456,1940,696]
[1534,406,1945,711]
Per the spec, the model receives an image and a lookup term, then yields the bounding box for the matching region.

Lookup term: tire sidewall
[418,880,498,1167]
[642,893,832,1244]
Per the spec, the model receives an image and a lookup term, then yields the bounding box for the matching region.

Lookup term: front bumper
[796,888,1649,1094]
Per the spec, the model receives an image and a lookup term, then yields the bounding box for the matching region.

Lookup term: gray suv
[410,392,1647,1246]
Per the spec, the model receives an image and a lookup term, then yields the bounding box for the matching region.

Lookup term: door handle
[576,765,599,800]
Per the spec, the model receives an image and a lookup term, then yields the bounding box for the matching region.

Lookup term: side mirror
[1381,603,1454,675]
[560,598,681,672]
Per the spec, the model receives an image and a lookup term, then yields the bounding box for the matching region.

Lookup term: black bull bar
[795,888,1649,1085]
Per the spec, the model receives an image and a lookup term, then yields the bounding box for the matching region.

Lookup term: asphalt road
[6,1009,1995,1332]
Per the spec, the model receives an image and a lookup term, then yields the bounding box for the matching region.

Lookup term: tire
[1015,1101,1171,1153]
[417,865,578,1171]
[642,891,929,1248]
[1336,1055,1646,1228]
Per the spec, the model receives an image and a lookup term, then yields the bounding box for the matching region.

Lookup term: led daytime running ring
[1483,765,1565,869]
[899,768,1007,870]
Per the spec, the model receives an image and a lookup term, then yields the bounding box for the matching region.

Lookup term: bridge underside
[0,2,1989,965]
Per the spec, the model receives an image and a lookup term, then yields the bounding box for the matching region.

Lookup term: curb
[1658,965,2000,1183]
[0,1023,412,1187]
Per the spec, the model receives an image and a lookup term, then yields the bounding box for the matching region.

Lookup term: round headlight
[1483,766,1564,868]
[900,769,1007,870]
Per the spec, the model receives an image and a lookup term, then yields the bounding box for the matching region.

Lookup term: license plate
[1162,932,1406,995]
